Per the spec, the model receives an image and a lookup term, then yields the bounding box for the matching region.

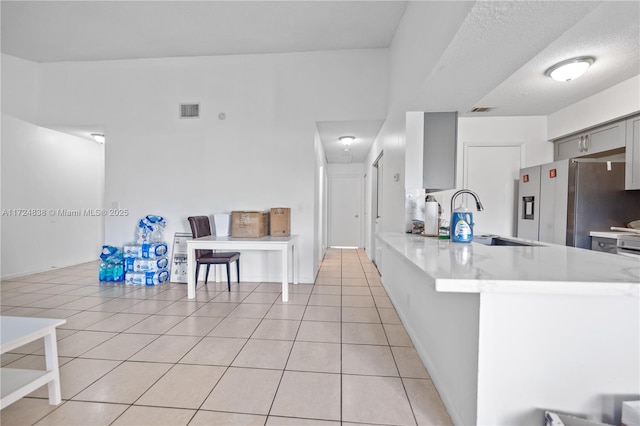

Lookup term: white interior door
[464,145,522,237]
[328,175,362,247]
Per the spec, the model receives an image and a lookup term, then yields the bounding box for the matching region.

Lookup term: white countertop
[377,232,640,296]
[590,231,634,239]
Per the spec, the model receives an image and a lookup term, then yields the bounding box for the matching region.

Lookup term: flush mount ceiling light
[91,133,105,143]
[339,135,355,146]
[545,56,595,82]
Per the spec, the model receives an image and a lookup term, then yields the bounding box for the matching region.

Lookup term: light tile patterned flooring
[0,248,452,426]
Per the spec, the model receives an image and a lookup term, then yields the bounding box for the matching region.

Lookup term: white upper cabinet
[405,111,458,192]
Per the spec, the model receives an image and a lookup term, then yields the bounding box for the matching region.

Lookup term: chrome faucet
[450,189,484,215]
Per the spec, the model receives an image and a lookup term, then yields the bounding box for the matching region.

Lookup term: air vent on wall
[469,106,493,113]
[179,103,200,118]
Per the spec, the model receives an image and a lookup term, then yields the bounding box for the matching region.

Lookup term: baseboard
[1,258,99,281]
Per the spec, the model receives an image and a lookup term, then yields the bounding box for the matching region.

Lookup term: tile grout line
[2,249,445,425]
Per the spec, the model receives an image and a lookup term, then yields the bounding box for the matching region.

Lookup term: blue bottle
[451,206,473,243]
[113,264,124,282]
[99,261,107,281]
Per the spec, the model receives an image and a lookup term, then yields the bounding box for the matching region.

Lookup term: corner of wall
[547,75,640,140]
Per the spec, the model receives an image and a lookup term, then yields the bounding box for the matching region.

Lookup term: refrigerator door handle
[584,134,590,151]
[578,135,584,152]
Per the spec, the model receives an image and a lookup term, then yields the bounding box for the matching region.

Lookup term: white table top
[377,232,640,297]
[1,316,66,353]
[186,235,297,244]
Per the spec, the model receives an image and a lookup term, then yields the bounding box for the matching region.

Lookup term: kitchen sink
[473,235,542,247]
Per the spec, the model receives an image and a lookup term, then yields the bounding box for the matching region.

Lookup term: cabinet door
[626,116,640,190]
[555,134,583,160]
[554,121,626,160]
[422,112,457,191]
[584,121,625,155]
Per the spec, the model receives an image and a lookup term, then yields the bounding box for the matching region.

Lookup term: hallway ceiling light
[339,135,355,146]
[545,56,595,82]
[91,133,105,143]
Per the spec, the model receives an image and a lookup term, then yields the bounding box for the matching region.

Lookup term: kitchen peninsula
[376,232,639,426]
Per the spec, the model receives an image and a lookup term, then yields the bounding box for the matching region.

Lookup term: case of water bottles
[124,215,170,285]
[99,245,125,282]
[124,270,170,286]
[103,215,171,286]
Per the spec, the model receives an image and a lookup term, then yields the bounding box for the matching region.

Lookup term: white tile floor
[0,248,452,426]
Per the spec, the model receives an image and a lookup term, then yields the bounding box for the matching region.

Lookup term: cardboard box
[231,211,269,238]
[270,207,291,236]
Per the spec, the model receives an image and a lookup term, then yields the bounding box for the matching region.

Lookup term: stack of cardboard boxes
[231,208,290,237]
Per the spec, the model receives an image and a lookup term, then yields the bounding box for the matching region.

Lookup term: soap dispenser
[450,189,484,243]
[451,205,473,243]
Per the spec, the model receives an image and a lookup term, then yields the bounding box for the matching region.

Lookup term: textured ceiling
[409,1,639,117]
[472,1,640,116]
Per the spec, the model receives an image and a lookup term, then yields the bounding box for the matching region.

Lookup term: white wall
[313,128,327,278]
[325,163,364,176]
[548,75,640,140]
[364,1,476,256]
[1,55,40,123]
[1,115,105,278]
[412,116,552,236]
[458,116,551,170]
[29,50,387,283]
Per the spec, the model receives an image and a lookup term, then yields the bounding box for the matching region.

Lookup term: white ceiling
[317,120,385,164]
[1,1,406,61]
[2,1,639,163]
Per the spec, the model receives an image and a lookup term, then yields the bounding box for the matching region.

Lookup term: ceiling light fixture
[91,133,106,143]
[339,136,355,146]
[545,56,595,82]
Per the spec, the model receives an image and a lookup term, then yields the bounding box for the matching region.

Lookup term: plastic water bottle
[99,261,107,281]
[113,264,124,282]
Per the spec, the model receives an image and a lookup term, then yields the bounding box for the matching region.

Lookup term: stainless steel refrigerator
[517,159,640,248]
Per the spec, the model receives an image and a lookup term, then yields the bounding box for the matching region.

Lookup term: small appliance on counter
[424,195,440,236]
[405,189,426,233]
